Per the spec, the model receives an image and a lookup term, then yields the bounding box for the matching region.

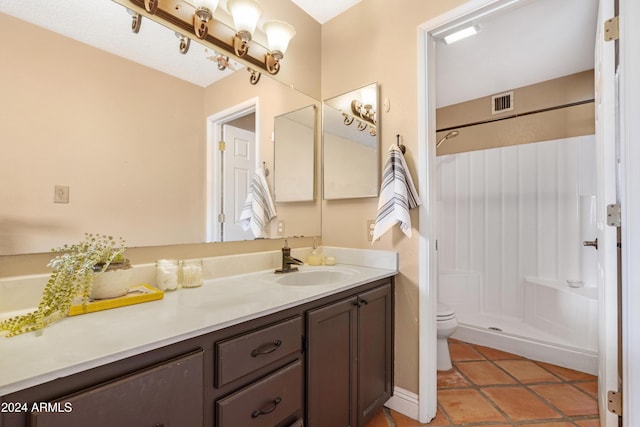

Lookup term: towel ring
[396,134,406,154]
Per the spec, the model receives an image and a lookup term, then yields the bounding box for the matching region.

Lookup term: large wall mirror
[322,82,379,199]
[0,1,321,255]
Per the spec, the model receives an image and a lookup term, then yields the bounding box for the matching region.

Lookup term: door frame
[205,97,259,242]
[619,1,640,425]
[416,0,636,424]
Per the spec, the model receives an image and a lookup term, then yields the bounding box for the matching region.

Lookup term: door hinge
[604,16,619,41]
[607,203,621,227]
[218,213,225,223]
[218,141,226,151]
[607,390,622,415]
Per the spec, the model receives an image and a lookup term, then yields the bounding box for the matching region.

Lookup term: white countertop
[0,261,396,396]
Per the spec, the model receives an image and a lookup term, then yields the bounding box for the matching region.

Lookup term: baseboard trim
[385,386,420,420]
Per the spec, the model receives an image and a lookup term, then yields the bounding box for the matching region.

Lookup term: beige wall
[436,70,595,155]
[0,12,205,256]
[320,0,468,394]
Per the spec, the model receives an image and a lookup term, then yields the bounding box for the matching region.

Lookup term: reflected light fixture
[350,99,376,127]
[443,25,480,44]
[343,93,377,136]
[121,0,296,83]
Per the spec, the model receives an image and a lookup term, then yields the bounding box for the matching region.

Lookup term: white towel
[371,144,421,242]
[239,167,277,238]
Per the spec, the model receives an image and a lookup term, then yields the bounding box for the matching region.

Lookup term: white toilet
[436,303,458,371]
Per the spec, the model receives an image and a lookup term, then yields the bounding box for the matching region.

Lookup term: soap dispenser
[307,238,323,266]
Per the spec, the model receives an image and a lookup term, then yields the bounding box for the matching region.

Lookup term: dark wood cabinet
[216,360,303,427]
[306,282,393,427]
[1,276,393,427]
[29,351,204,427]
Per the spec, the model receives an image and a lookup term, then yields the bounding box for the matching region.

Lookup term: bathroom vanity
[0,256,396,427]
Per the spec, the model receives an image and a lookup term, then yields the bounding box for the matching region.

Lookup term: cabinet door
[306,297,358,427]
[30,351,204,427]
[357,283,393,426]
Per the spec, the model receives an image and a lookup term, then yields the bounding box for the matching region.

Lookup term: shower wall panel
[437,135,597,320]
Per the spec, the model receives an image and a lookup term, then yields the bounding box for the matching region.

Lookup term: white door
[594,0,620,425]
[221,124,255,241]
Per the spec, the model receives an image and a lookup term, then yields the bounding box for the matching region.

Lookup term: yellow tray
[69,284,164,316]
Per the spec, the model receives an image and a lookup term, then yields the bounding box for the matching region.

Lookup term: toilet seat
[437,303,456,320]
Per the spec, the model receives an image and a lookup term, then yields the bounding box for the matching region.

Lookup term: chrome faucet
[275,240,304,273]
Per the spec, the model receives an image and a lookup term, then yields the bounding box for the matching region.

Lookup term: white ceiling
[290,0,362,24]
[435,0,598,107]
[0,0,597,104]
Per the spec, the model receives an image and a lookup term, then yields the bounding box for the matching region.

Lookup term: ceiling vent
[492,91,514,114]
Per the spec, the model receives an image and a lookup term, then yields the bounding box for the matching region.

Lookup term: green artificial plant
[0,233,128,337]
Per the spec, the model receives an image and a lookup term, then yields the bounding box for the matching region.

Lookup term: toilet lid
[437,303,455,318]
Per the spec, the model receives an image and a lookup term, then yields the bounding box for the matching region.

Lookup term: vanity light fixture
[263,20,296,74]
[443,25,480,44]
[192,0,220,39]
[227,0,262,56]
[144,0,159,14]
[121,0,296,84]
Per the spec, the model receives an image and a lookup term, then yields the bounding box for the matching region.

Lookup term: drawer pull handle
[251,339,282,357]
[353,299,369,307]
[251,396,282,418]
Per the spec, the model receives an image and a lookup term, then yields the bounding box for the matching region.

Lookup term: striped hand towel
[239,167,277,238]
[372,144,421,242]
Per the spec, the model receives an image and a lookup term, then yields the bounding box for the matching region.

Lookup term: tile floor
[364,339,600,427]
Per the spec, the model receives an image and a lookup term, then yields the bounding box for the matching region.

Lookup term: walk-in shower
[437,135,598,374]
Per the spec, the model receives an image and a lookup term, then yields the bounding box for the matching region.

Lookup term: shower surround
[437,135,598,374]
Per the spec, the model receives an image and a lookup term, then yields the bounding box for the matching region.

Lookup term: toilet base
[437,337,453,371]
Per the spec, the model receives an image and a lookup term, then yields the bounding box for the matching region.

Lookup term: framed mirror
[274,105,317,202]
[322,82,379,199]
[0,2,321,255]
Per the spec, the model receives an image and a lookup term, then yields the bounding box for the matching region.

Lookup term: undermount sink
[275,267,359,286]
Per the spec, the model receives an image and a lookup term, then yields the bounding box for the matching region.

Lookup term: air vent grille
[492,91,514,114]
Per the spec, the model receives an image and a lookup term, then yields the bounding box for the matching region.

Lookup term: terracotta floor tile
[363,408,391,427]
[575,418,600,427]
[389,408,444,426]
[519,423,576,427]
[438,388,506,424]
[473,344,523,360]
[530,383,599,416]
[449,341,485,362]
[495,360,562,384]
[456,361,517,386]
[574,380,599,399]
[537,362,597,381]
[437,368,469,388]
[482,386,563,421]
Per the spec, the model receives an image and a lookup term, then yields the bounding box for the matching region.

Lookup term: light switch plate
[54,185,69,204]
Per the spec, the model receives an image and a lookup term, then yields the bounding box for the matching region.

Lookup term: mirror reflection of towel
[372,145,421,242]
[239,167,277,238]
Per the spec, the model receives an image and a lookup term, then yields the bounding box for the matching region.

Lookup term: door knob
[583,238,598,249]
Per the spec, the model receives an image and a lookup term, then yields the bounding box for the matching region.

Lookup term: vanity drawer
[215,316,302,387]
[216,360,302,427]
